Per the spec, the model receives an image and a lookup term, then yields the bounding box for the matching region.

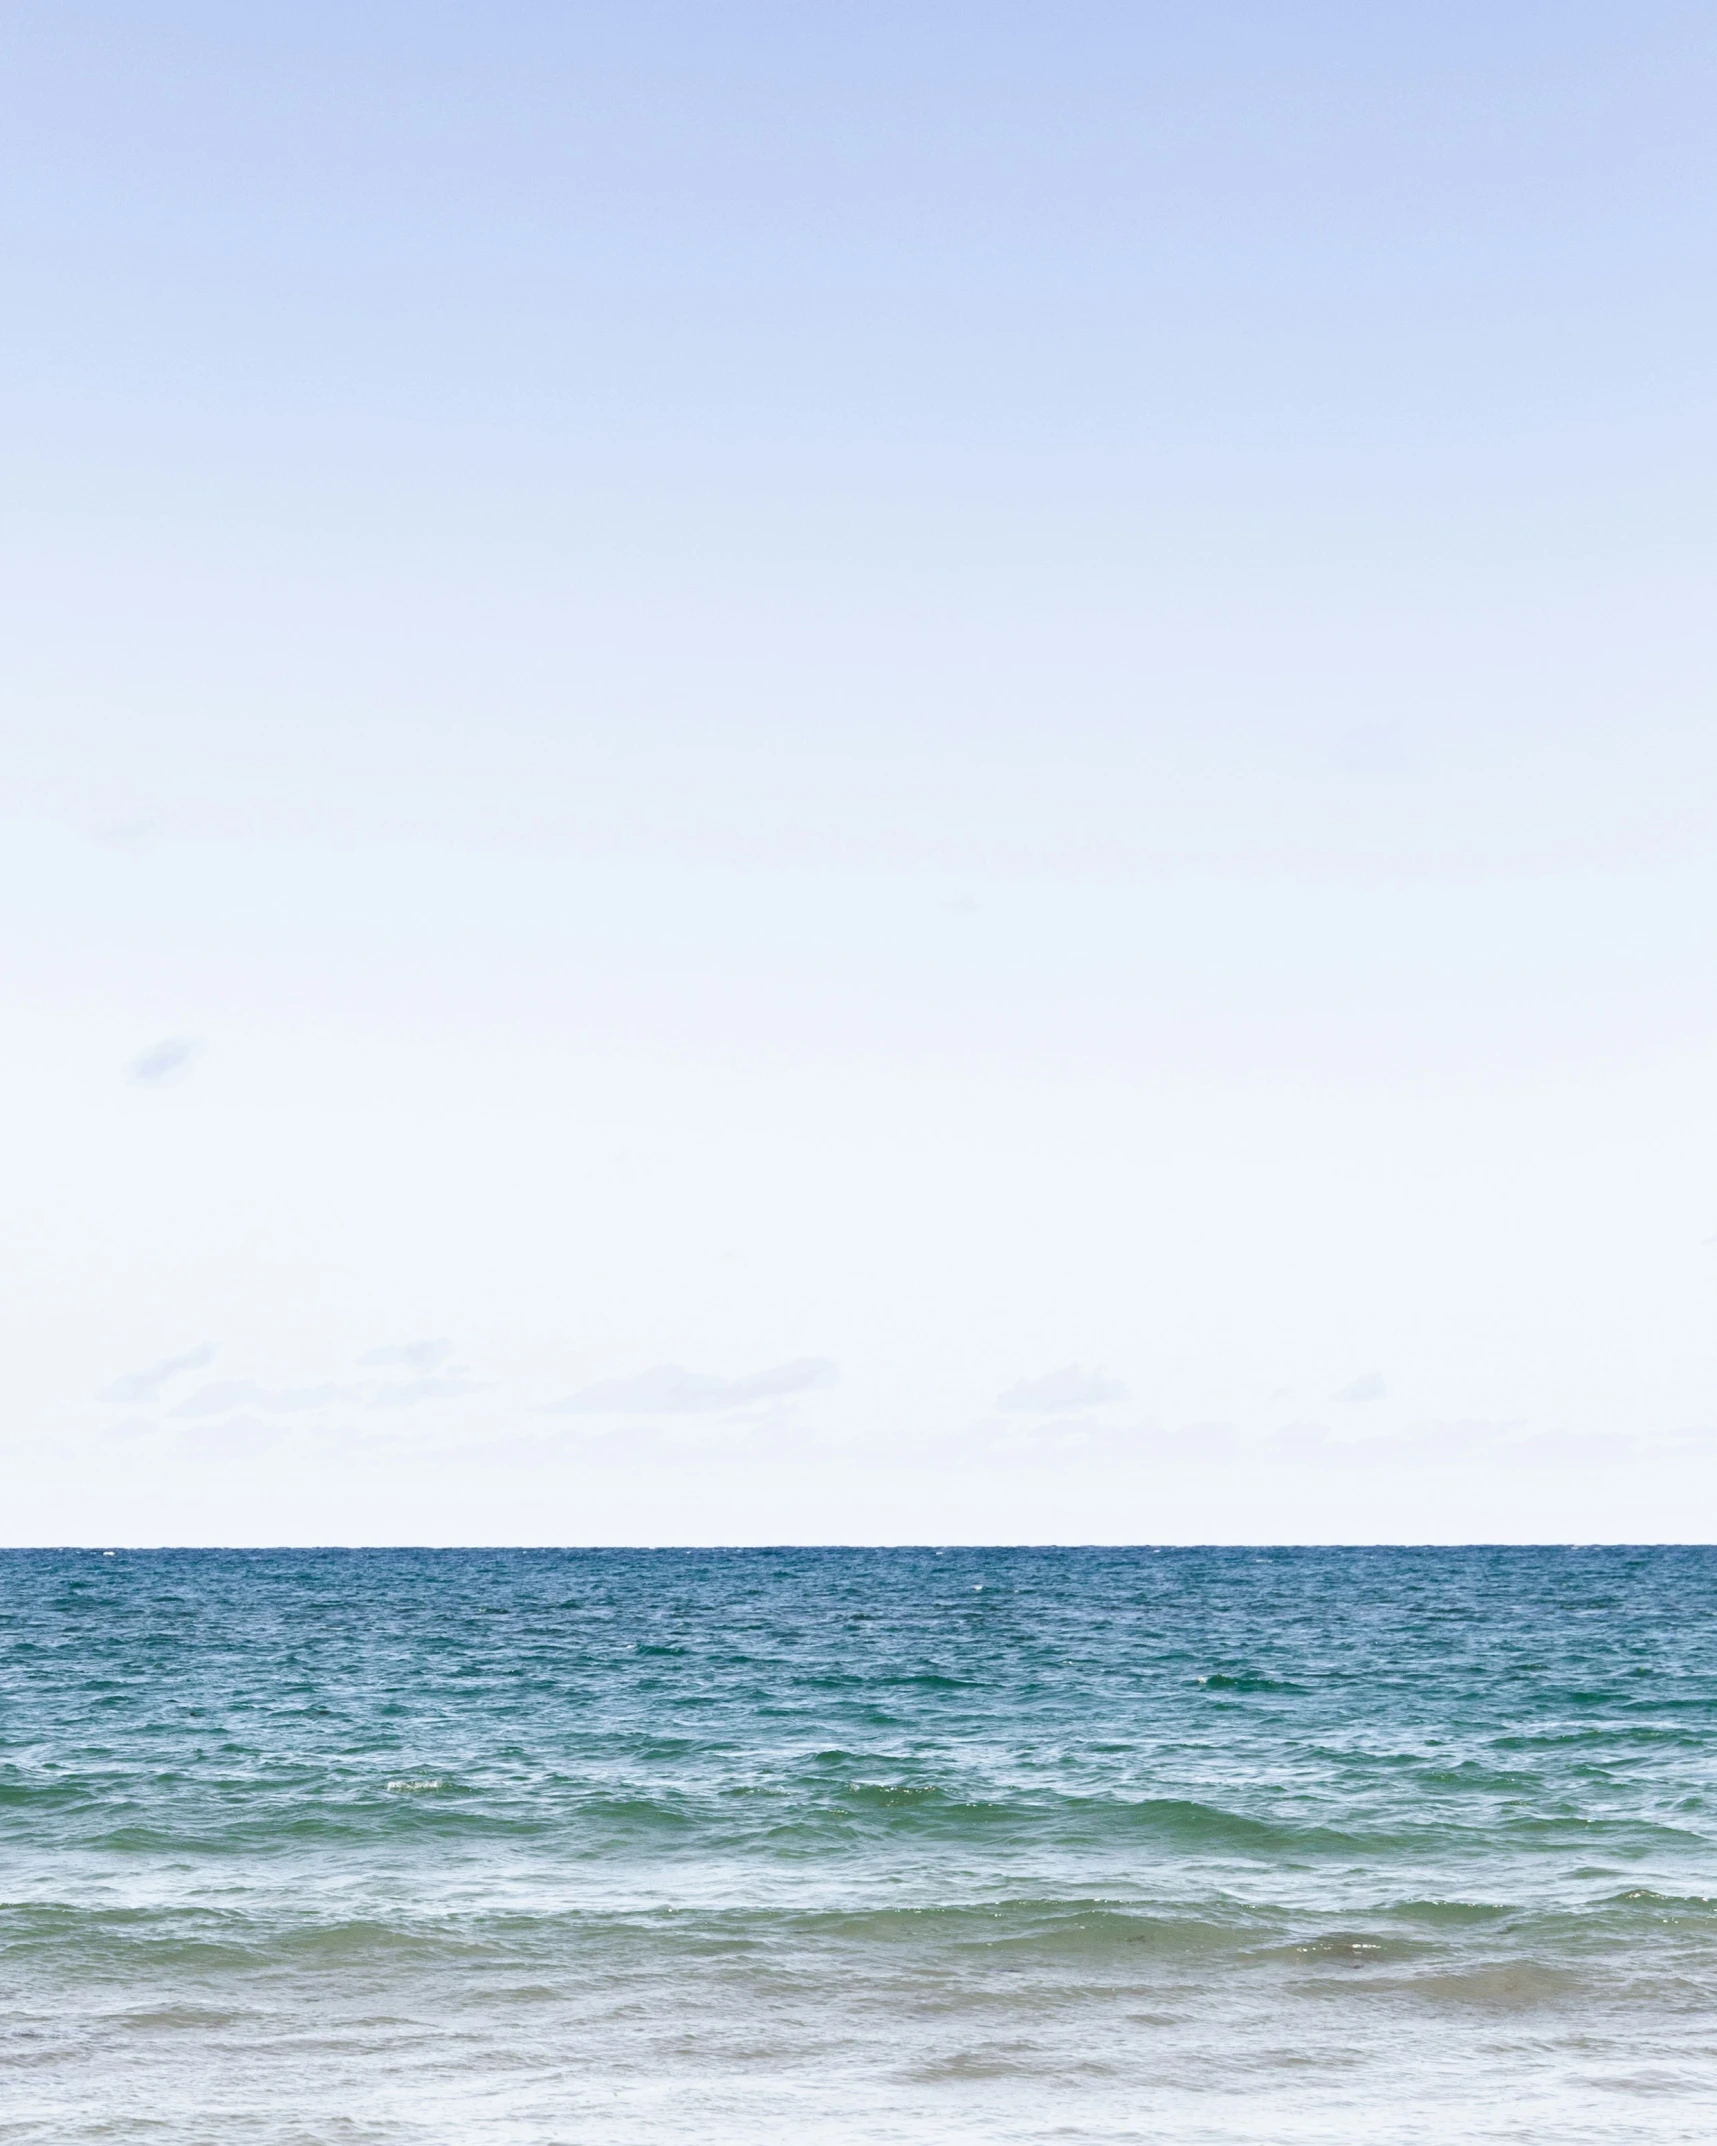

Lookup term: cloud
[168,1369,477,1417]
[1332,1371,1386,1403]
[129,1038,197,1085]
[174,1411,291,1452]
[98,815,156,846]
[556,1358,836,1415]
[98,1346,216,1404]
[356,1344,479,1405]
[172,1380,348,1418]
[367,1372,479,1407]
[997,1366,1128,1414]
[359,1339,452,1371]
[1515,1430,1638,1468]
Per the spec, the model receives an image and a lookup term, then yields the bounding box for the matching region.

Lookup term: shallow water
[4,1545,1717,2141]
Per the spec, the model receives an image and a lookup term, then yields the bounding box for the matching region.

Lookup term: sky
[5,1,1717,1544]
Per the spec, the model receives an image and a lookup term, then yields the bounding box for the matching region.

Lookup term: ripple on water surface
[5,1545,1717,2141]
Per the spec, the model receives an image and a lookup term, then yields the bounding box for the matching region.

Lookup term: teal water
[4,1546,1717,2141]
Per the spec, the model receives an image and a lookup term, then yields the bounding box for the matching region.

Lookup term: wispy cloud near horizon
[359,1340,453,1372]
[997,1367,1128,1414]
[1332,1373,1387,1404]
[99,1347,216,1405]
[553,1360,837,1415]
[129,1038,197,1085]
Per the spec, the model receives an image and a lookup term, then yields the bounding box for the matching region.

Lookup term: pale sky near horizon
[6,2,1717,1543]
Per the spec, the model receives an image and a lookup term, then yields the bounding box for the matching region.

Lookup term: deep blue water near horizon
[5,1544,1717,2142]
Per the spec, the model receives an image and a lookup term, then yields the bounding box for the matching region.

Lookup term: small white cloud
[99,1346,216,1405]
[1387,1419,1517,1464]
[997,1366,1128,1414]
[176,1411,290,1450]
[367,1372,478,1407]
[1517,1430,1636,1468]
[129,1038,197,1085]
[171,1380,353,1418]
[136,1350,480,1424]
[172,1380,265,1418]
[98,815,156,846]
[556,1358,836,1415]
[1332,1372,1386,1404]
[359,1340,453,1371]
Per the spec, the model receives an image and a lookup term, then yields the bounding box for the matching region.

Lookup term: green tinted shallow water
[4,1546,1717,2141]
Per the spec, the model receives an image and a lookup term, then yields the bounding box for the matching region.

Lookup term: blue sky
[5,3,1717,1541]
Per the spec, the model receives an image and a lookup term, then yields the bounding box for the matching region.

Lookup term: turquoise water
[5,1546,1717,2142]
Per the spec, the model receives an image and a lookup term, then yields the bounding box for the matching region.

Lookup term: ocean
[4,1545,1716,2142]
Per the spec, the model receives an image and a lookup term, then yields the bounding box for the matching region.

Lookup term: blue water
[5,1546,1717,2142]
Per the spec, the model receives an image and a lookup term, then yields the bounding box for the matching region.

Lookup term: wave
[9,1883,1714,1986]
[1196,1672,1307,1694]
[14,1766,1716,1876]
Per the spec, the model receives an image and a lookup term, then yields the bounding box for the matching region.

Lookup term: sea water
[4,1545,1717,2143]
